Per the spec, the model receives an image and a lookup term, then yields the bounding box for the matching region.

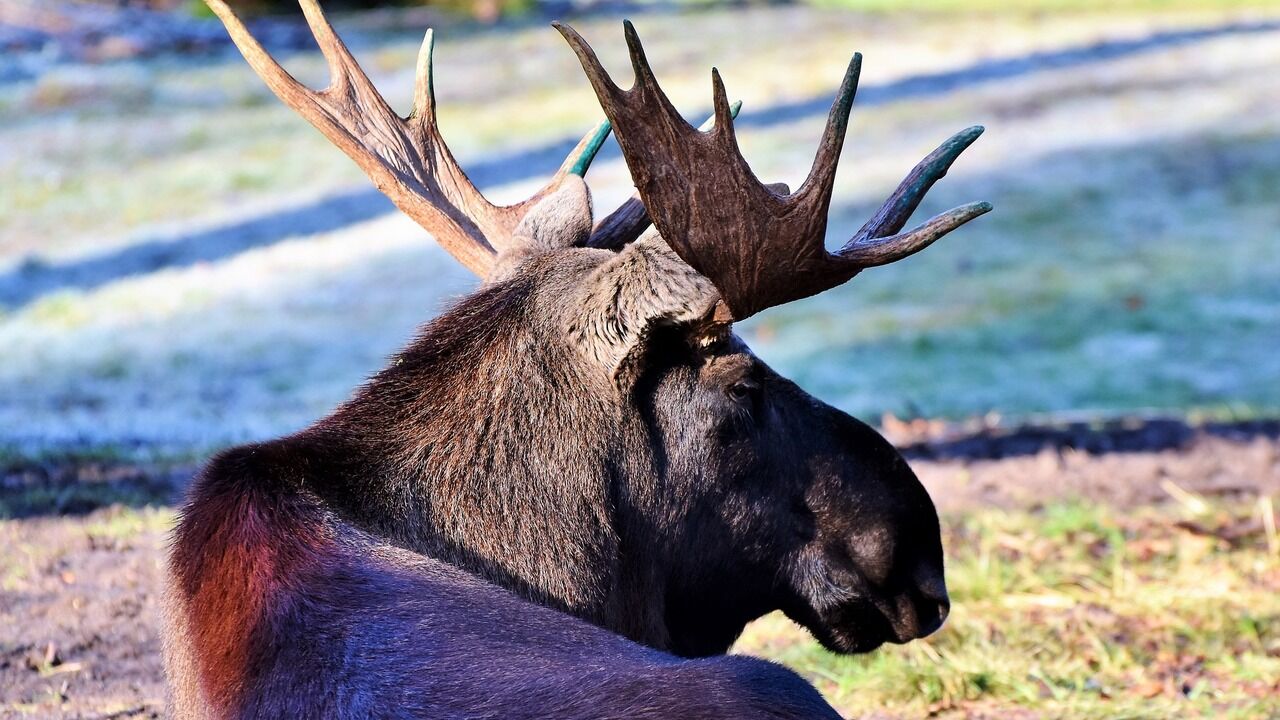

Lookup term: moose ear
[489,175,594,281]
[570,229,720,384]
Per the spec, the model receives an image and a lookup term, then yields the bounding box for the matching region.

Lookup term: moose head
[204,0,989,659]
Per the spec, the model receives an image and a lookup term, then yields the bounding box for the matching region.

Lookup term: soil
[2,418,1278,718]
[0,511,167,719]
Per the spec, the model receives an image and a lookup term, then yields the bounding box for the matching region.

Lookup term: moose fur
[165,220,948,718]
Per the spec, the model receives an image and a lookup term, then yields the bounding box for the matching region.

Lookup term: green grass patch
[82,505,175,542]
[737,498,1280,718]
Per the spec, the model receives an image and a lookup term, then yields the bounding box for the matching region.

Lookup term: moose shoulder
[167,2,991,717]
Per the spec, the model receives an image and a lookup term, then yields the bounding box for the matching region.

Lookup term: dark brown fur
[165,237,948,718]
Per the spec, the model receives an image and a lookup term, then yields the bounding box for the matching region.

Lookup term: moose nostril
[911,581,949,638]
[908,593,948,638]
[914,568,949,606]
[916,607,944,637]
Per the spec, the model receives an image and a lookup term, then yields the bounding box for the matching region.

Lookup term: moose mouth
[796,589,950,655]
[806,601,895,654]
[787,550,951,654]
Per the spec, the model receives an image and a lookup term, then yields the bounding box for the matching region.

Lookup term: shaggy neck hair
[291,255,679,645]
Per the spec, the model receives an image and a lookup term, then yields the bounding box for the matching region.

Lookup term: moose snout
[890,570,950,642]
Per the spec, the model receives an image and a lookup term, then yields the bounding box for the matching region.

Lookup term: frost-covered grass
[3,5,1270,258]
[1,4,1279,454]
[0,213,473,454]
[750,128,1280,420]
[739,22,1280,422]
[735,497,1280,719]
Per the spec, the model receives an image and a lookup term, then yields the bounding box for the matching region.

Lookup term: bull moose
[165,1,991,717]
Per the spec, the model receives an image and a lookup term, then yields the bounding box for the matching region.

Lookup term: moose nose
[885,590,944,642]
[890,585,949,642]
[906,569,950,639]
[915,592,949,637]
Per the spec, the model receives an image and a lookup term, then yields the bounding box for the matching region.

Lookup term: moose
[165,1,991,717]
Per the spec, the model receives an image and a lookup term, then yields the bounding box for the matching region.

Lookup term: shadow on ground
[899,417,1280,460]
[0,458,191,519]
[3,417,1276,520]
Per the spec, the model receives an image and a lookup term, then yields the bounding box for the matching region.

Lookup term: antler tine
[556,21,701,142]
[206,0,617,278]
[709,69,738,146]
[412,28,438,126]
[297,0,358,90]
[561,119,614,178]
[795,53,862,209]
[853,125,986,242]
[556,22,621,101]
[837,201,992,266]
[835,126,991,265]
[205,0,310,106]
[622,20,661,96]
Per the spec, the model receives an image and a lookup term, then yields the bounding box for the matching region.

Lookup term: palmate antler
[205,0,618,277]
[556,21,992,321]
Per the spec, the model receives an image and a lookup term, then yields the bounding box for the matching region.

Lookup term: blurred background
[1,0,1278,718]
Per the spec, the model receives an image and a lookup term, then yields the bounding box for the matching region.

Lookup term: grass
[747,126,1280,422]
[0,449,185,518]
[81,505,174,543]
[736,496,1280,719]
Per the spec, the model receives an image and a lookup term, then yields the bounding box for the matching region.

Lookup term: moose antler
[586,100,740,250]
[205,0,614,277]
[556,21,992,320]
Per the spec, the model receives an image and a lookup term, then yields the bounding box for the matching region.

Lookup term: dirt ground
[1,419,1277,719]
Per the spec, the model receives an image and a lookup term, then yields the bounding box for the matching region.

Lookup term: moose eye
[727,379,761,405]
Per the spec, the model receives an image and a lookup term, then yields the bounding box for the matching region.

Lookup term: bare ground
[0,508,167,719]
[1,421,1277,718]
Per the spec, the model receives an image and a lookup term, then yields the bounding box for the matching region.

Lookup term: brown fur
[165,232,946,718]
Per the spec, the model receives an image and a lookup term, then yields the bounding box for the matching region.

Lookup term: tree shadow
[4,417,1275,519]
[0,455,192,519]
[899,417,1280,461]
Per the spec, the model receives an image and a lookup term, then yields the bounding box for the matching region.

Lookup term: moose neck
[294,276,689,649]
